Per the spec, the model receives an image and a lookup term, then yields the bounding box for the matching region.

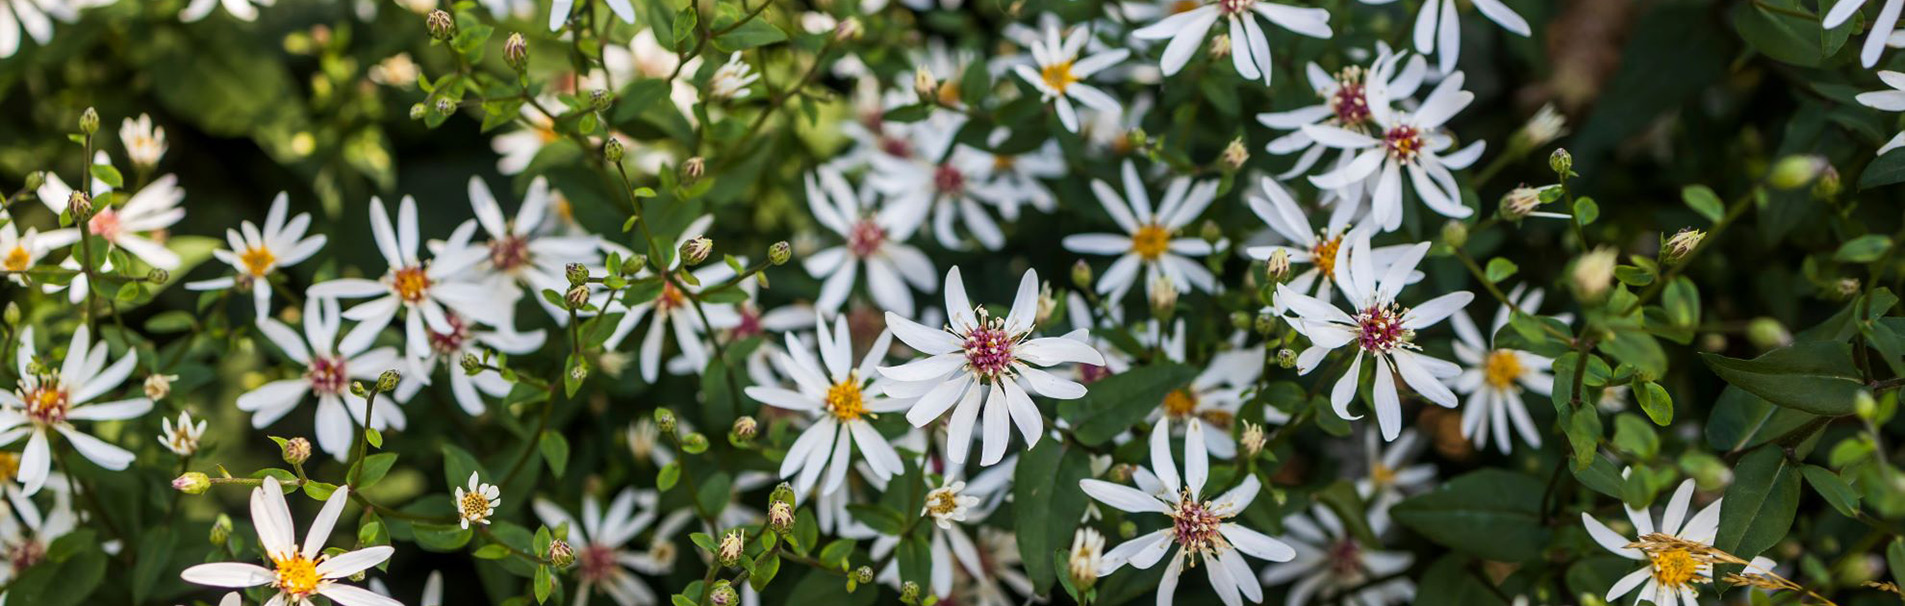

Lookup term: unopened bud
[621,254,647,275]
[283,437,312,465]
[435,97,456,116]
[426,10,455,41]
[1570,246,1618,303]
[655,408,677,433]
[147,268,170,283]
[547,538,575,567]
[67,190,92,217]
[1660,228,1704,265]
[1230,311,1252,332]
[569,360,588,382]
[1221,137,1249,171]
[1745,317,1792,351]
[590,89,613,111]
[1276,348,1297,368]
[1108,463,1133,483]
[681,156,706,182]
[461,353,483,375]
[1199,219,1223,244]
[854,566,874,583]
[1209,33,1231,59]
[79,107,99,135]
[1240,420,1266,458]
[210,513,233,545]
[376,369,401,392]
[767,500,794,533]
[1255,313,1277,335]
[1838,277,1863,300]
[913,66,938,101]
[1549,148,1573,176]
[1518,104,1568,149]
[565,284,590,310]
[409,104,428,120]
[1264,248,1290,281]
[731,416,758,441]
[1856,391,1878,420]
[717,529,746,567]
[1813,165,1842,201]
[1071,259,1093,290]
[504,33,528,70]
[1441,220,1470,250]
[350,381,368,397]
[768,240,791,266]
[834,17,862,41]
[565,263,589,286]
[709,581,738,606]
[1148,276,1178,319]
[1499,186,1541,220]
[1768,154,1827,190]
[900,582,922,605]
[604,137,624,163]
[173,472,210,494]
[1036,282,1058,326]
[681,432,710,454]
[2,303,16,325]
[681,236,713,266]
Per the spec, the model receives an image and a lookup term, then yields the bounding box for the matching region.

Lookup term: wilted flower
[1517,104,1568,148]
[504,32,527,70]
[426,9,454,40]
[1067,527,1103,591]
[1571,246,1618,302]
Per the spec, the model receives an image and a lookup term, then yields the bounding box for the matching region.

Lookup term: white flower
[1354,428,1434,531]
[803,165,937,317]
[533,489,665,606]
[548,0,632,31]
[1244,176,1422,312]
[180,476,400,606]
[880,267,1106,465]
[185,192,329,316]
[157,410,206,456]
[1011,22,1128,133]
[966,527,1035,606]
[465,176,602,322]
[492,104,559,175]
[1080,419,1296,606]
[1258,504,1415,605]
[0,218,52,284]
[708,52,760,100]
[1825,0,1904,67]
[0,482,76,586]
[0,326,151,496]
[1151,347,1266,459]
[1391,0,1529,74]
[1447,286,1556,454]
[1130,0,1331,85]
[962,130,1065,222]
[368,53,420,88]
[1857,71,1905,155]
[1581,474,1775,606]
[0,0,99,58]
[1276,234,1470,441]
[1257,45,1426,184]
[179,0,270,21]
[1067,527,1105,587]
[603,217,742,383]
[370,570,443,606]
[306,195,515,363]
[1062,160,1219,302]
[119,113,167,168]
[240,296,404,461]
[922,480,980,529]
[1301,72,1485,232]
[871,473,1005,598]
[38,171,187,303]
[455,472,501,529]
[392,307,545,417]
[478,0,534,19]
[745,313,907,496]
[866,112,1013,251]
[596,29,702,121]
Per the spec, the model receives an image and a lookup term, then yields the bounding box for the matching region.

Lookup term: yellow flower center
[925,490,959,516]
[825,377,867,422]
[1131,224,1171,261]
[391,265,431,304]
[0,452,19,483]
[1651,549,1699,587]
[241,245,277,277]
[537,126,559,144]
[273,553,323,597]
[993,155,1016,171]
[1484,350,1524,390]
[1041,61,1077,93]
[1170,0,1199,13]
[3,245,28,272]
[1161,389,1198,418]
[1311,234,1344,277]
[1370,462,1396,487]
[937,81,962,107]
[460,491,493,520]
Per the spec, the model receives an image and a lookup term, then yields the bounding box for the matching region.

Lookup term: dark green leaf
[1392,470,1550,562]
[1056,364,1197,445]
[1701,341,1863,415]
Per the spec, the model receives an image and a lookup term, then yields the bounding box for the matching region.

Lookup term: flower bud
[1499,186,1541,220]
[709,581,738,606]
[1856,390,1879,420]
[173,472,210,494]
[655,408,677,434]
[569,360,589,383]
[144,374,176,401]
[730,415,758,442]
[461,353,483,375]
[1209,33,1232,60]
[283,437,312,465]
[1660,228,1704,266]
[435,97,456,116]
[2,303,16,325]
[1570,246,1618,303]
[548,538,575,567]
[681,156,706,182]
[913,66,938,102]
[768,240,791,266]
[79,107,99,135]
[360,374,393,397]
[590,89,613,111]
[1549,148,1573,176]
[1518,104,1568,149]
[900,582,922,605]
[1071,259,1093,290]
[681,432,710,454]
[565,284,590,310]
[834,17,862,41]
[426,10,455,41]
[1229,311,1252,332]
[409,103,428,120]
[1240,420,1266,459]
[1148,276,1177,319]
[680,236,713,266]
[148,268,170,283]
[621,254,646,275]
[1745,317,1792,351]
[210,513,233,545]
[563,262,589,286]
[1838,277,1863,299]
[604,137,624,163]
[1813,165,1842,201]
[767,500,794,533]
[1035,282,1057,326]
[1255,312,1278,335]
[716,529,746,567]
[1276,348,1297,368]
[68,190,92,218]
[1221,137,1249,171]
[1264,248,1290,282]
[504,33,528,71]
[854,566,874,583]
[1200,219,1223,244]
[1108,463,1133,483]
[1768,154,1827,190]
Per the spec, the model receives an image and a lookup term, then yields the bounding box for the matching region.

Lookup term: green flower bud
[1071,259,1093,290]
[680,236,713,266]
[1549,148,1573,176]
[547,538,575,567]
[1768,154,1827,190]
[590,89,613,111]
[79,107,98,135]
[173,472,210,494]
[1745,317,1791,351]
[768,241,791,266]
[655,408,677,434]
[709,581,738,606]
[376,370,401,393]
[604,138,624,163]
[504,33,528,72]
[282,437,311,466]
[460,353,484,376]
[409,103,429,120]
[681,432,710,454]
[147,268,170,283]
[210,513,233,545]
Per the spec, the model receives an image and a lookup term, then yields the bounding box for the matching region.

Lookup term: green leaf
[1571,453,1626,499]
[1681,185,1725,223]
[1484,257,1518,284]
[535,564,554,603]
[1716,445,1800,560]
[1705,386,1816,452]
[442,443,490,491]
[1056,364,1198,445]
[130,526,174,604]
[366,427,383,449]
[1800,464,1861,518]
[1731,0,1846,67]
[713,19,788,52]
[1835,234,1893,263]
[351,452,399,488]
[845,504,906,535]
[696,472,734,517]
[1635,381,1673,425]
[1861,148,1905,189]
[539,431,570,478]
[414,523,475,551]
[1701,341,1864,416]
[819,538,856,569]
[89,164,123,189]
[750,551,781,591]
[473,544,513,559]
[1573,197,1599,225]
[1611,413,1660,459]
[1392,470,1551,562]
[672,6,698,48]
[659,462,682,491]
[1013,439,1092,593]
[1562,405,1603,471]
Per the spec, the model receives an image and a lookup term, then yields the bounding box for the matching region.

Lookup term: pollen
[0,452,20,483]
[272,553,324,597]
[1311,234,1343,277]
[23,382,69,425]
[1483,350,1523,390]
[960,312,1019,379]
[925,489,960,516]
[1354,303,1413,353]
[848,219,887,258]
[1161,389,1198,418]
[3,246,28,272]
[1383,125,1425,163]
[1651,549,1699,587]
[1041,60,1077,93]
[825,377,868,422]
[240,245,277,277]
[391,265,431,304]
[1329,68,1371,127]
[1170,491,1227,565]
[459,490,494,520]
[1130,224,1172,261]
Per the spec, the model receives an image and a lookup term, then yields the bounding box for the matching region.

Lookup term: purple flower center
[307,356,349,395]
[849,219,887,258]
[1354,304,1411,353]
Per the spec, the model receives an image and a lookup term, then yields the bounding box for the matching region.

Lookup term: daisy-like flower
[1151,347,1266,459]
[1067,527,1105,587]
[0,326,151,496]
[1301,72,1486,232]
[866,112,1013,251]
[1081,419,1296,606]
[492,104,559,175]
[157,410,206,456]
[465,176,601,323]
[1446,286,1555,454]
[1354,429,1434,530]
[880,476,996,599]
[532,489,666,606]
[880,267,1106,465]
[803,165,937,317]
[962,130,1065,223]
[0,0,102,58]
[0,483,75,588]
[603,217,742,383]
[455,472,501,529]
[1582,475,1773,606]
[119,113,167,169]
[180,476,400,606]
[306,195,510,362]
[0,218,52,284]
[1395,0,1529,74]
[1257,45,1426,184]
[1276,235,1471,441]
[708,52,760,100]
[37,171,187,303]
[185,192,328,316]
[1062,160,1219,302]
[1011,21,1128,133]
[1129,0,1331,85]
[179,0,271,21]
[1243,176,1421,311]
[1857,71,1905,156]
[1826,0,1904,68]
[239,296,403,461]
[923,480,981,530]
[391,308,545,417]
[745,314,907,497]
[1258,504,1415,606]
[548,0,632,31]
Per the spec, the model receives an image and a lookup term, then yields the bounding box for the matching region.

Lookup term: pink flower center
[428,313,471,355]
[1078,364,1112,384]
[22,381,68,426]
[934,165,966,195]
[849,219,887,258]
[87,208,122,241]
[960,319,1018,380]
[1170,492,1225,560]
[306,356,349,395]
[579,544,617,582]
[1330,80,1370,126]
[1382,125,1424,163]
[1354,304,1411,353]
[489,234,531,272]
[1218,0,1255,15]
[1328,538,1365,578]
[7,540,44,575]
[880,136,912,159]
